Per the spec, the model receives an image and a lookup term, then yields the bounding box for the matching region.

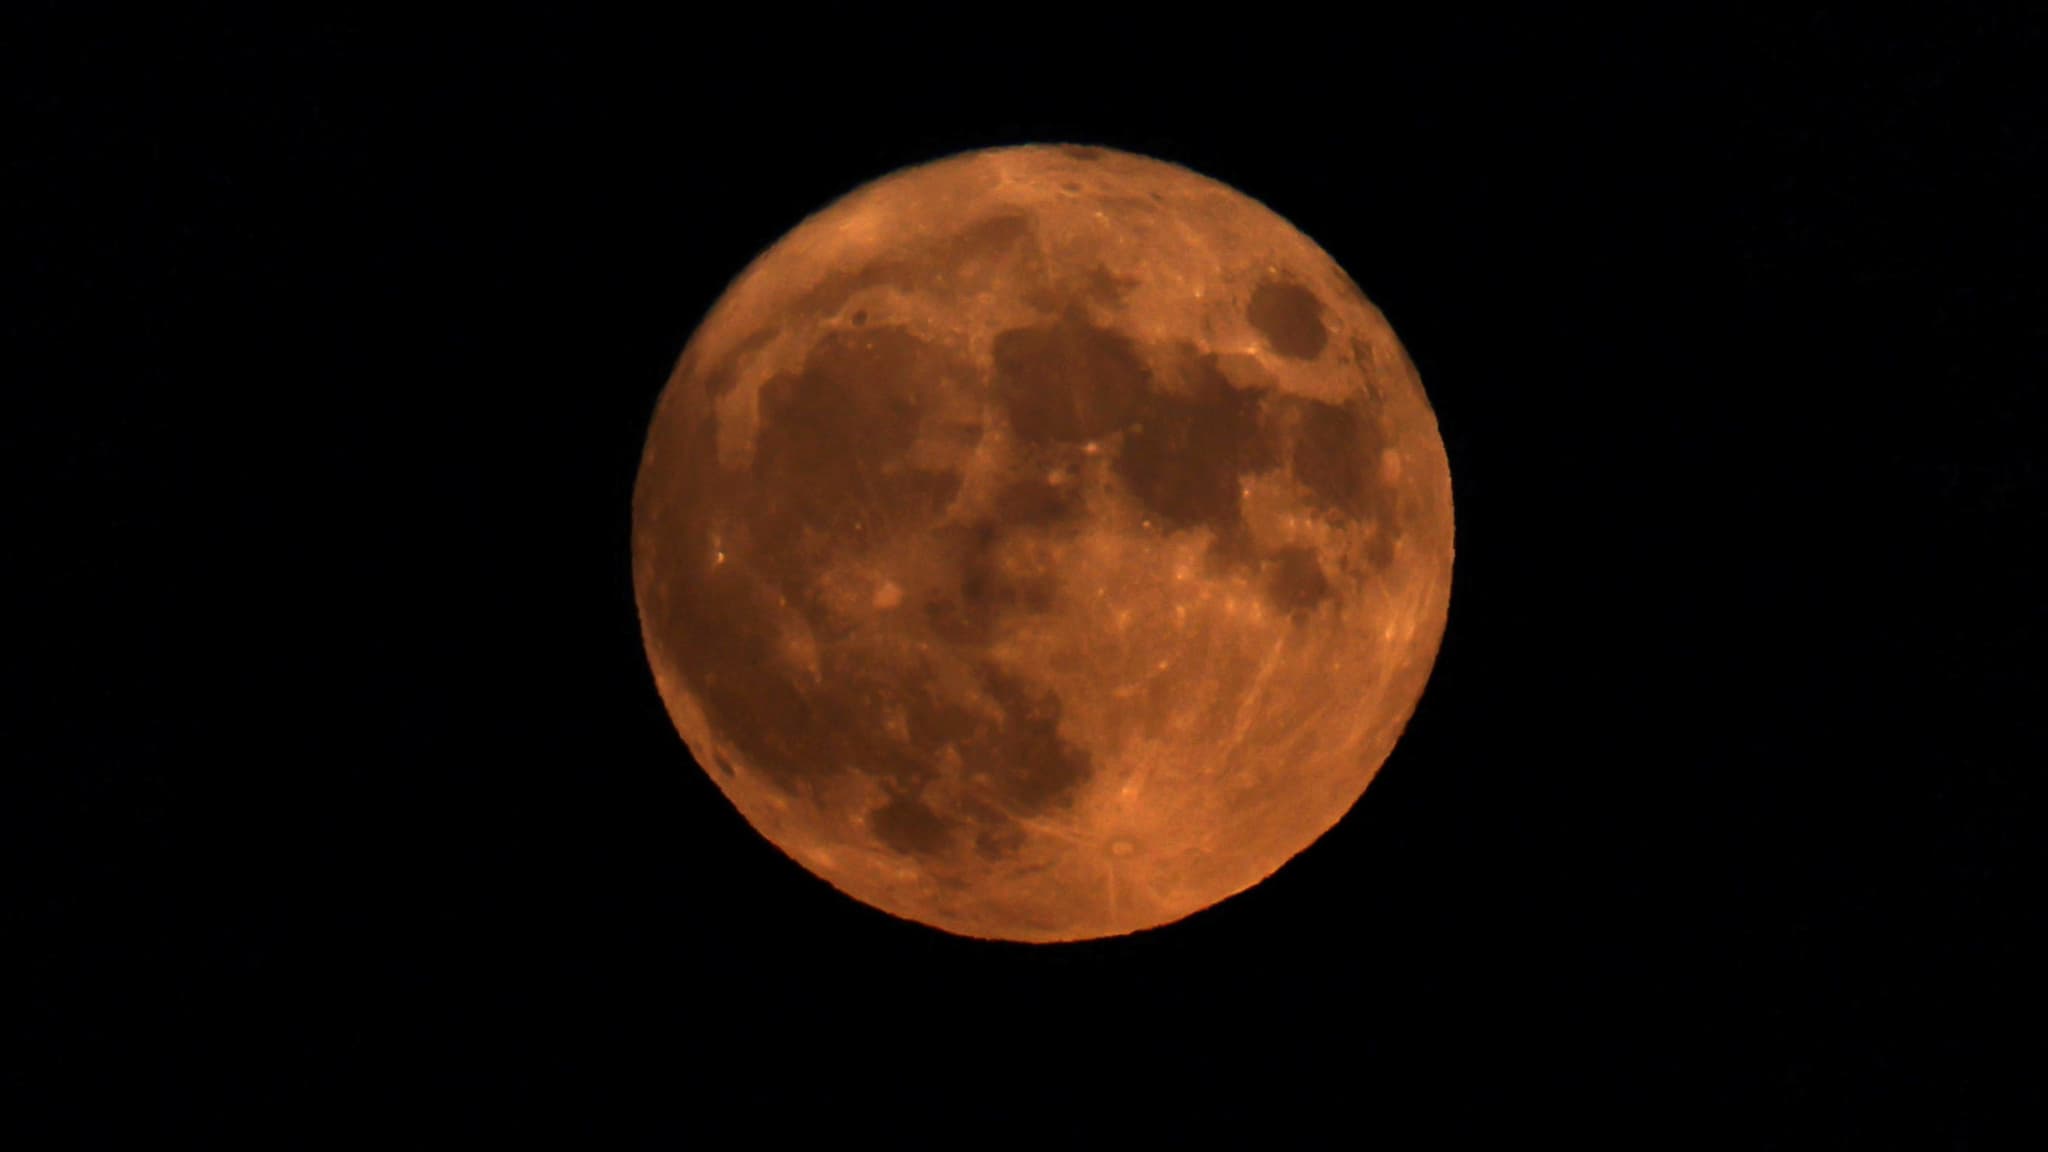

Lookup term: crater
[1247,278,1329,360]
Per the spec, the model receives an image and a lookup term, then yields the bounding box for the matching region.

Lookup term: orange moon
[632,144,1453,942]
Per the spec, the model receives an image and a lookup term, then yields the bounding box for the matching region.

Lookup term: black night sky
[13,4,2039,1144]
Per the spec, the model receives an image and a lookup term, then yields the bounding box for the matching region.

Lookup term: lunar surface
[632,144,1453,942]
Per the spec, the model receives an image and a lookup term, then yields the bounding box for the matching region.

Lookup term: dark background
[11,3,2039,1144]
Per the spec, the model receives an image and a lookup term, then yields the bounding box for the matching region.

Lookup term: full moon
[633,144,1453,942]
